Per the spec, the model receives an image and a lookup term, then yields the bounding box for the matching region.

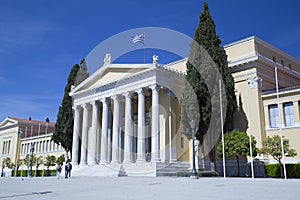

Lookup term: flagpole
[275,62,287,180]
[219,80,226,178]
[246,79,254,179]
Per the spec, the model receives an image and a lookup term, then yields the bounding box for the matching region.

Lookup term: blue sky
[0,0,299,123]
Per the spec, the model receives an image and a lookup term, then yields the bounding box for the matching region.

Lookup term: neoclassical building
[70,58,189,176]
[0,117,65,175]
[70,36,300,176]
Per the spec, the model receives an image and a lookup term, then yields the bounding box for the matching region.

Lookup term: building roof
[10,117,55,126]
[0,117,55,139]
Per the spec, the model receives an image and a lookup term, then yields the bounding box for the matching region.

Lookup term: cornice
[71,65,186,101]
[262,86,300,98]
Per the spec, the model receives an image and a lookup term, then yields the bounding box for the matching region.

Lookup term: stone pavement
[0,176,299,200]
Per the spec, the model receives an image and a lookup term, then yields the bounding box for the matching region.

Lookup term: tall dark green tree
[52,64,80,153]
[74,59,89,86]
[182,2,237,170]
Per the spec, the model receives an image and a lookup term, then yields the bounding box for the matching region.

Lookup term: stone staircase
[72,165,120,177]
[156,162,190,177]
[71,161,190,177]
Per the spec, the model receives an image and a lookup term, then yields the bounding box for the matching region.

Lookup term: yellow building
[0,117,65,175]
[225,36,300,163]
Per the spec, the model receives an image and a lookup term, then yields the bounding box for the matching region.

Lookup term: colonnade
[71,84,164,166]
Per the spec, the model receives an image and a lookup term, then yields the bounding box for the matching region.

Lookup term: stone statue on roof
[152,54,159,65]
[104,53,111,65]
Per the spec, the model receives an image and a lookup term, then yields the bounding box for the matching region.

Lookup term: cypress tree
[52,64,80,153]
[74,59,89,86]
[182,2,237,170]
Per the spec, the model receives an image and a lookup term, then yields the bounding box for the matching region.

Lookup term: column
[170,104,177,163]
[111,95,120,164]
[136,88,146,162]
[151,84,161,162]
[100,98,108,164]
[123,92,133,163]
[72,106,81,165]
[166,90,177,163]
[80,103,90,166]
[89,101,99,165]
[47,141,50,152]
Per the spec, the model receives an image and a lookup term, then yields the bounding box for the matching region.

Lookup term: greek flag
[132,33,145,44]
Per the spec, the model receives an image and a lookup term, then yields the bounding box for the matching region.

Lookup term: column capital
[73,105,82,111]
[150,84,161,92]
[81,103,91,110]
[100,97,109,104]
[136,88,145,96]
[111,95,121,101]
[123,91,133,99]
[91,100,100,107]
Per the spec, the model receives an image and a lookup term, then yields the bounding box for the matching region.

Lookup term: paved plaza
[1,176,300,200]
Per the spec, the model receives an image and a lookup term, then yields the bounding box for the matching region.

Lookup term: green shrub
[286,163,300,178]
[265,164,281,178]
[11,169,57,177]
[265,163,300,178]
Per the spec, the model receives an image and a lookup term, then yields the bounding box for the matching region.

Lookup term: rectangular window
[269,104,279,128]
[283,102,294,127]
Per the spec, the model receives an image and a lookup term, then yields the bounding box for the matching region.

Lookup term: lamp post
[28,143,34,177]
[190,119,198,179]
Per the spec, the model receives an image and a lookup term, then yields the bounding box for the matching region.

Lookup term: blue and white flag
[132,33,145,44]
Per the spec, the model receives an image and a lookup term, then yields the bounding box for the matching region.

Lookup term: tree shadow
[234,94,248,132]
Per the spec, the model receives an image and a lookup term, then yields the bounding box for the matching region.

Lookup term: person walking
[56,164,62,179]
[64,161,69,178]
[68,161,72,177]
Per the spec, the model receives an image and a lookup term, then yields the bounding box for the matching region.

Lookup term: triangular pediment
[0,118,18,129]
[71,63,155,94]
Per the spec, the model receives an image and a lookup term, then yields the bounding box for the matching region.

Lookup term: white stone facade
[69,62,190,176]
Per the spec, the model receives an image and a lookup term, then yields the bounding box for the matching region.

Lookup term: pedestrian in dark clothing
[65,161,69,178]
[68,162,72,177]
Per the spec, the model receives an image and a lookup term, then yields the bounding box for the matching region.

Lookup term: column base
[123,160,133,164]
[170,159,177,163]
[71,161,79,166]
[88,161,97,166]
[136,159,146,164]
[111,160,121,165]
[79,162,87,167]
[100,161,108,165]
[151,158,161,163]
